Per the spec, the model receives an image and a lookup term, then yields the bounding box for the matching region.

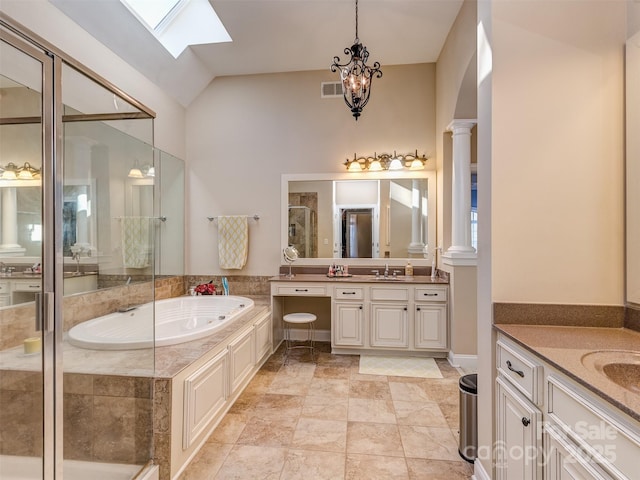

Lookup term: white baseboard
[448,351,478,372]
[286,328,331,342]
[472,459,491,480]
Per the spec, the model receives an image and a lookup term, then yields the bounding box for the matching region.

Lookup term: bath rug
[359,355,443,379]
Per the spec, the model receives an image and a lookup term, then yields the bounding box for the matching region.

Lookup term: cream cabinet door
[228,327,255,394]
[414,304,447,350]
[334,302,364,347]
[370,303,408,348]
[496,376,542,480]
[545,425,611,480]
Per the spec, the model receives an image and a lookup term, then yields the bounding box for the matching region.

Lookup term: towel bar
[207,214,260,222]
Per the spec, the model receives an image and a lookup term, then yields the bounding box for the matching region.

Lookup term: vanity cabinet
[0,280,10,307]
[496,333,640,480]
[414,286,448,350]
[272,278,449,355]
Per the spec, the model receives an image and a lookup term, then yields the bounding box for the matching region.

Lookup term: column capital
[447,119,477,134]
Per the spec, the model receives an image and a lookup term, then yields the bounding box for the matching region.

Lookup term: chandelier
[331,0,382,121]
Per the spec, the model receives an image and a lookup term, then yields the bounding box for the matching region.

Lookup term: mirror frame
[281,170,437,265]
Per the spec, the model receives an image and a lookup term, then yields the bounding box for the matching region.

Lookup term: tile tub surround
[626,304,640,332]
[495,324,640,423]
[184,275,271,296]
[177,344,473,480]
[0,370,152,464]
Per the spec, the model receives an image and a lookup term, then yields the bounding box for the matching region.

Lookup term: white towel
[218,216,248,269]
[121,217,151,268]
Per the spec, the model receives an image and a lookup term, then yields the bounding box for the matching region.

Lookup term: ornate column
[443,119,477,265]
[0,186,26,255]
[408,179,425,255]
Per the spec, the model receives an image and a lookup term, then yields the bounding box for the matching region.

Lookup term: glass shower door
[0,30,50,479]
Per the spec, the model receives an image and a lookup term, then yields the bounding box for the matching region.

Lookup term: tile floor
[178,343,474,480]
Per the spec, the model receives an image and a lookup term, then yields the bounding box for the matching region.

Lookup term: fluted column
[444,119,477,265]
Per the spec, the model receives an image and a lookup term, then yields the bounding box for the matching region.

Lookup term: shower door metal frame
[1,12,156,479]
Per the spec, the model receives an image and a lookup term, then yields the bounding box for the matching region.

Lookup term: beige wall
[185,64,436,275]
[491,1,625,305]
[435,0,478,257]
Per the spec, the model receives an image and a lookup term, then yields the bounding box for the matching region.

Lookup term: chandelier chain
[355,0,359,40]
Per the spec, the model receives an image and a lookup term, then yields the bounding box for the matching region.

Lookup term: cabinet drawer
[414,287,447,302]
[276,285,326,296]
[0,281,9,293]
[12,280,41,292]
[547,375,640,480]
[335,286,364,300]
[496,339,543,405]
[370,286,409,301]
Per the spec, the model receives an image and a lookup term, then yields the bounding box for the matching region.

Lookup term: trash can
[458,373,477,463]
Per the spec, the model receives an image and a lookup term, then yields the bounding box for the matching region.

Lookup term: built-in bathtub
[68,295,254,350]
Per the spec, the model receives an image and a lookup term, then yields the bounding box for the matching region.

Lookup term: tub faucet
[384,264,389,278]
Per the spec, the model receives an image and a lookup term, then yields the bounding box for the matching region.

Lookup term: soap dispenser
[405,260,413,277]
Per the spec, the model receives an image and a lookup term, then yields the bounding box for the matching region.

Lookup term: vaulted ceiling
[50,0,464,107]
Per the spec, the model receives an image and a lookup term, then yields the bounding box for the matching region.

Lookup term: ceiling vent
[321,82,343,98]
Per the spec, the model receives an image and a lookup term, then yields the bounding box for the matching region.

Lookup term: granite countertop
[495,324,640,423]
[269,273,449,285]
[0,272,97,280]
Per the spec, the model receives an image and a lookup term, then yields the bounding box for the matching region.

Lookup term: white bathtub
[68,295,254,350]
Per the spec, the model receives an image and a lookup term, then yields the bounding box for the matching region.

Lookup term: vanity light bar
[344,150,429,172]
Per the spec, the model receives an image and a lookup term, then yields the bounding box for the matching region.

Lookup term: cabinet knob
[359,305,363,310]
[404,306,408,311]
[521,417,531,427]
[416,307,421,311]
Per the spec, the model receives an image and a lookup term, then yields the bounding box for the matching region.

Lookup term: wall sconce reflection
[0,162,41,180]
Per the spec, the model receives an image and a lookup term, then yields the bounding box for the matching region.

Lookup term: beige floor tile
[290,417,348,452]
[346,422,404,457]
[302,395,349,421]
[422,378,460,403]
[281,449,346,480]
[214,444,287,479]
[268,374,313,396]
[393,400,448,427]
[251,393,305,420]
[178,442,232,480]
[307,377,350,397]
[389,381,432,402]
[349,372,389,382]
[438,401,460,429]
[399,425,460,461]
[347,398,397,424]
[345,453,410,480]
[349,379,392,400]
[206,413,249,444]
[236,415,297,447]
[313,364,352,379]
[406,458,473,479]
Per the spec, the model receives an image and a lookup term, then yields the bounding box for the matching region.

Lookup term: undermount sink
[352,275,403,281]
[581,350,640,394]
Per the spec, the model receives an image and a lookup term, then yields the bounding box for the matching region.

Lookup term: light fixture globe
[283,246,299,278]
[331,0,382,121]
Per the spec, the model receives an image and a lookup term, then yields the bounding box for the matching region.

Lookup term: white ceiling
[49,0,464,107]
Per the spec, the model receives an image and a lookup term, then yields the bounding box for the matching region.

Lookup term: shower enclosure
[0,15,165,479]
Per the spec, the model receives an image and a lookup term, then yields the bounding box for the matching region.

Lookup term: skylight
[120,0,231,58]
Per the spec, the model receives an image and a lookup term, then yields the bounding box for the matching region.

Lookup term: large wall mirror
[282,171,437,265]
[1,62,185,307]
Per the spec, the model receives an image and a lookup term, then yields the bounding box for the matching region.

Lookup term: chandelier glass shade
[331,0,382,121]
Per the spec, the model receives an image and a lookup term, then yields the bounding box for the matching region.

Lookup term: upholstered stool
[282,312,317,364]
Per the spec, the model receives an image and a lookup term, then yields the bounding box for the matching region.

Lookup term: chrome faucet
[384,264,389,278]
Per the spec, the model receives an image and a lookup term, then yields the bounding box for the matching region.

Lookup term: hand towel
[121,216,151,268]
[218,215,249,269]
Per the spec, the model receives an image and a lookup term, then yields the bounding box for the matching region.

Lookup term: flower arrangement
[194,282,216,295]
